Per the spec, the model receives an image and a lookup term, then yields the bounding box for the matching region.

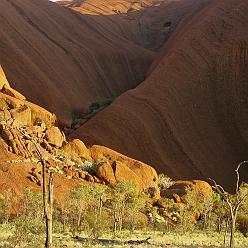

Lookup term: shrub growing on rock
[158,174,174,190]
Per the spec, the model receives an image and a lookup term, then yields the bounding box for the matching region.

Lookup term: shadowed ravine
[0,0,197,121]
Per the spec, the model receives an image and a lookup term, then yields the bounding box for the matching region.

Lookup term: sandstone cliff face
[0,0,153,121]
[72,0,248,191]
[0,0,205,121]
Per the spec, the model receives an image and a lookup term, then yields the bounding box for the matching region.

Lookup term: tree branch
[235,161,248,194]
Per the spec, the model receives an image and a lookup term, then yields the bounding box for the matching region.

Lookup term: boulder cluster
[0,66,159,196]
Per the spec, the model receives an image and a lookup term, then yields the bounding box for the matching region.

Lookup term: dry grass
[53,230,248,248]
[0,225,248,247]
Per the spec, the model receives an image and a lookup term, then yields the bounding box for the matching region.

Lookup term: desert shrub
[165,186,214,232]
[78,160,97,174]
[85,207,111,239]
[237,214,248,237]
[185,186,213,230]
[8,188,44,247]
[84,96,116,119]
[0,189,16,224]
[61,183,93,233]
[211,191,229,232]
[158,174,174,190]
[85,184,110,239]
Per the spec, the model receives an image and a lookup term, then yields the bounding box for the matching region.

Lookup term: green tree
[9,189,44,247]
[64,183,93,232]
[0,189,16,224]
[109,181,147,233]
[185,186,213,230]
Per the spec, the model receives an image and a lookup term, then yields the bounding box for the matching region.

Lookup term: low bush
[237,214,248,237]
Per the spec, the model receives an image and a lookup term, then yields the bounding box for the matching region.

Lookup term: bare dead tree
[19,129,54,248]
[209,161,248,248]
[41,155,54,248]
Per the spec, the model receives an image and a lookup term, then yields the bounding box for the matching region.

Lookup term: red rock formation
[0,69,160,198]
[0,0,203,121]
[72,0,248,191]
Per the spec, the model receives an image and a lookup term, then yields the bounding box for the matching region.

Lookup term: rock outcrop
[0,68,159,198]
[0,65,9,89]
[72,0,248,191]
[161,180,213,204]
[0,0,205,121]
[61,139,92,163]
[45,126,65,148]
[91,145,159,197]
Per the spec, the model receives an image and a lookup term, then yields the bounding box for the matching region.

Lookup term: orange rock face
[0,0,201,121]
[1,85,26,101]
[10,106,31,128]
[45,126,65,148]
[0,65,9,89]
[91,145,159,197]
[72,0,248,191]
[96,162,116,185]
[161,180,213,204]
[0,69,160,199]
[61,139,92,162]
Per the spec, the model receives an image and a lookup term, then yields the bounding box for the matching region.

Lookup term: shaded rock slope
[0,0,198,121]
[72,0,248,191]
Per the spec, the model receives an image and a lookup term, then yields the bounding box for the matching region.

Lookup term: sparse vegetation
[72,96,116,128]
[0,170,247,248]
[84,97,116,119]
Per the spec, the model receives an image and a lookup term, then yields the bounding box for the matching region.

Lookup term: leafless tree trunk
[19,129,54,248]
[224,218,230,247]
[41,158,54,248]
[209,161,248,248]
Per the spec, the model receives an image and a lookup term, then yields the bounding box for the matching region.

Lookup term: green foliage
[8,188,45,247]
[71,97,116,127]
[59,183,111,238]
[59,180,148,238]
[109,180,148,233]
[237,183,248,237]
[185,187,213,219]
[84,96,116,119]
[237,214,248,237]
[0,189,16,224]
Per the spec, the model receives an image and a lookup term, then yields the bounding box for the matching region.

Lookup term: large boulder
[61,139,92,163]
[10,105,32,128]
[113,161,144,190]
[91,145,159,197]
[45,126,65,148]
[161,180,213,203]
[25,101,56,127]
[1,85,26,101]
[96,162,116,185]
[0,65,10,89]
[0,92,23,110]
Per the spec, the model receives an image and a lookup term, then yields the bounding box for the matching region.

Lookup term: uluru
[0,0,248,247]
